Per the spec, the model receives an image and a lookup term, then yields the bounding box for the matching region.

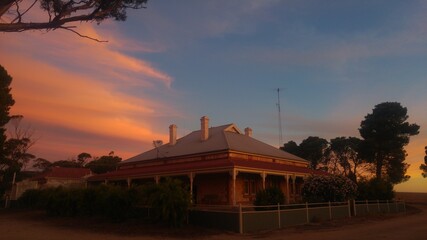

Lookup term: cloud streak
[0,23,179,160]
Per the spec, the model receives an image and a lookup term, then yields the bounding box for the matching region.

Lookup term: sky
[0,0,426,192]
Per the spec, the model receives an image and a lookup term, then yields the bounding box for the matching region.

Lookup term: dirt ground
[1,203,426,240]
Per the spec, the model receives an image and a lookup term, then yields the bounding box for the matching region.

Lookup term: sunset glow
[1,0,426,192]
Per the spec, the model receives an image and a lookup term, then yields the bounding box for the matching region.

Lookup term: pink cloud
[0,23,179,161]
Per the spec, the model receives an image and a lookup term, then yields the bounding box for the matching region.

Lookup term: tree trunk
[376,154,383,180]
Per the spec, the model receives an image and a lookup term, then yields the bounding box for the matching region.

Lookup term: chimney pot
[244,127,252,137]
[169,124,177,145]
[201,116,209,141]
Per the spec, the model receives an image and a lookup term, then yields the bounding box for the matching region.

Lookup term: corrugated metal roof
[122,123,307,164]
[88,158,324,181]
[32,167,91,180]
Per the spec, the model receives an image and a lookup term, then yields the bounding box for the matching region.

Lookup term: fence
[188,200,406,233]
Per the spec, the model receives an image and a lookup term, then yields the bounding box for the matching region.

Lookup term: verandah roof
[88,158,325,182]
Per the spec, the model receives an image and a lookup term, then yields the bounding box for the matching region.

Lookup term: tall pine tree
[359,102,419,184]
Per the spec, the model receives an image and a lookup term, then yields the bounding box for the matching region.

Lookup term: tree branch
[59,26,108,42]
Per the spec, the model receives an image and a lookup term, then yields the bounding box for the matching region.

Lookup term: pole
[277,88,283,147]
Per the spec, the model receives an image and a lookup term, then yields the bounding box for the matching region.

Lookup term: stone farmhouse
[88,116,324,205]
[12,167,91,200]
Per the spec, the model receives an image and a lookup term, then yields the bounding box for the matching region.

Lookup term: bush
[301,175,357,202]
[357,178,394,200]
[143,178,191,227]
[17,189,44,208]
[16,180,191,226]
[254,187,285,207]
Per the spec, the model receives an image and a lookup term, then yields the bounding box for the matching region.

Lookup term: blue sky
[1,0,426,191]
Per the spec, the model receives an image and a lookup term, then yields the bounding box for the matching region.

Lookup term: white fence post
[403,201,406,213]
[277,203,281,228]
[387,200,390,213]
[328,201,332,220]
[353,200,357,217]
[366,200,369,213]
[348,200,351,218]
[306,202,309,223]
[377,200,380,212]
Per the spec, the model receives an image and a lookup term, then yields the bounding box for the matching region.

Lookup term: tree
[32,158,52,171]
[85,151,121,174]
[359,102,420,184]
[281,137,328,170]
[50,159,81,168]
[327,137,363,182]
[0,0,148,41]
[77,152,92,166]
[4,116,36,170]
[0,65,15,195]
[420,146,427,178]
[298,137,328,170]
[280,141,300,156]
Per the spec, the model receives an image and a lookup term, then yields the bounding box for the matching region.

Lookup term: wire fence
[189,200,406,233]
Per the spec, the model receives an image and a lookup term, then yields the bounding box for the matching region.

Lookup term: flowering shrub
[301,175,357,202]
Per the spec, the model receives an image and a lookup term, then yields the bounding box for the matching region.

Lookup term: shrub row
[17,178,191,225]
[18,185,136,222]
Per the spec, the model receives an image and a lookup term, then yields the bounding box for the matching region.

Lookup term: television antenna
[276,88,284,147]
[153,140,163,158]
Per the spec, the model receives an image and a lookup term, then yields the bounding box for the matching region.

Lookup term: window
[244,178,258,196]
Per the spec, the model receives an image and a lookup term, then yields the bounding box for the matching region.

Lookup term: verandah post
[277,203,281,228]
[239,203,243,234]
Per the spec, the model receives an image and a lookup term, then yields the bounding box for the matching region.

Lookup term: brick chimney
[201,116,209,141]
[244,127,252,137]
[169,124,177,145]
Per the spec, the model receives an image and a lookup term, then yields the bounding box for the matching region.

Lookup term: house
[12,167,92,200]
[88,116,324,205]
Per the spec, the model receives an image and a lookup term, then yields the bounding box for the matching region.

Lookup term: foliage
[0,0,149,40]
[254,187,285,207]
[420,146,427,178]
[282,137,329,170]
[326,137,362,182]
[85,152,121,174]
[141,178,191,227]
[281,141,300,156]
[359,102,420,184]
[32,158,52,171]
[356,178,394,200]
[0,65,15,195]
[50,160,81,168]
[18,185,136,222]
[77,152,92,166]
[301,175,357,203]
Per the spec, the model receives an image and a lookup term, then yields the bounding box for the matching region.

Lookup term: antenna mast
[276,88,283,147]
